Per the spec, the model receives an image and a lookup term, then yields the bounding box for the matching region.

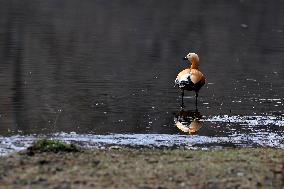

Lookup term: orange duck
[175,53,206,108]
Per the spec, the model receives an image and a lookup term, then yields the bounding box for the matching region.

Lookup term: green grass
[27,139,79,153]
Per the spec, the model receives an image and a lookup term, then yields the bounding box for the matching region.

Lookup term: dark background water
[0,0,283,136]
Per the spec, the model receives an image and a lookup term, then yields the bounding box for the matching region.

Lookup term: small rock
[237,172,244,177]
[241,24,248,28]
[109,146,122,150]
[92,160,100,166]
[38,159,49,165]
[73,180,87,185]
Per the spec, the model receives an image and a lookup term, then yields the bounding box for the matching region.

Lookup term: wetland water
[0,0,284,153]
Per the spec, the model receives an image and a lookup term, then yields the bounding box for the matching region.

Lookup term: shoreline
[1,132,284,156]
[0,147,283,189]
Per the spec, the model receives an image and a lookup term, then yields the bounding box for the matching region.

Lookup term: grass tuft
[27,139,79,154]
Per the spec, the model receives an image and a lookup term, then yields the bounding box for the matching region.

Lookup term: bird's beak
[182,57,188,60]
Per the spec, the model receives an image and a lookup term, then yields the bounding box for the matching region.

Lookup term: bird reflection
[174,109,203,135]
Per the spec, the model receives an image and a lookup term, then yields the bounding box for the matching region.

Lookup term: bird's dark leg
[181,89,184,109]
[195,92,198,110]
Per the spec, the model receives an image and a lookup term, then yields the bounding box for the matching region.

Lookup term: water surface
[0,1,283,150]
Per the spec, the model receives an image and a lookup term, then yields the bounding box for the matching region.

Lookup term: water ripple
[204,115,284,126]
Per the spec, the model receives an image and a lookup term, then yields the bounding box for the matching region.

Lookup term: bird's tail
[174,78,179,87]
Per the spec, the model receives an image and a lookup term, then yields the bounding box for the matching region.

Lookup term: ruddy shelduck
[176,119,203,135]
[174,109,203,134]
[175,52,206,108]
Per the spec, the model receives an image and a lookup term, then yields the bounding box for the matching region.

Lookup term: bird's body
[175,53,205,108]
[175,68,205,92]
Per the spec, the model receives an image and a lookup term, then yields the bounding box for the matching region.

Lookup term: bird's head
[183,53,199,66]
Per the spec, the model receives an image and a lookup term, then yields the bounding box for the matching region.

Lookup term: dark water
[0,1,284,151]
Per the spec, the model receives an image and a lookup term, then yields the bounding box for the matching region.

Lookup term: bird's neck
[190,61,199,69]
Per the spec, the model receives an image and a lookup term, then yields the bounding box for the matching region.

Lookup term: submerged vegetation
[27,139,79,154]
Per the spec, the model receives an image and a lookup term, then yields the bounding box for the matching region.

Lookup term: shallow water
[0,1,284,152]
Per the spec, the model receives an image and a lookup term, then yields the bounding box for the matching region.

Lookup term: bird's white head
[183,53,199,63]
[183,52,199,68]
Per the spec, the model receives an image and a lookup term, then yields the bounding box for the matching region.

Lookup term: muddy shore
[0,148,283,189]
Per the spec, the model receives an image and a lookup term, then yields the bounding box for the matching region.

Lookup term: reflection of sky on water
[1,128,284,156]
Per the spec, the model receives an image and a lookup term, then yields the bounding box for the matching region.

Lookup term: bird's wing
[189,69,204,84]
[176,69,191,82]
